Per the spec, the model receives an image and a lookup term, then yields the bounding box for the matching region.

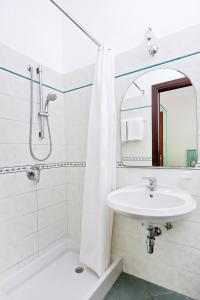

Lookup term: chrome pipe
[146,225,155,254]
[50,0,102,48]
[37,65,45,139]
[146,225,161,254]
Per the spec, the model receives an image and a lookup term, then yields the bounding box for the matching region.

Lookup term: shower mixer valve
[27,165,40,183]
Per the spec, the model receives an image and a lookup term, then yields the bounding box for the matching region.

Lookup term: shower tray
[0,241,122,300]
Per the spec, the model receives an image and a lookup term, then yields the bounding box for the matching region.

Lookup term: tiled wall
[64,68,92,245]
[0,44,67,279]
[1,24,200,299]
[63,25,200,299]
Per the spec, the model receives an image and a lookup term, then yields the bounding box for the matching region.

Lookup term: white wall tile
[68,218,81,244]
[0,241,18,273]
[17,233,38,262]
[36,168,65,190]
[66,144,87,162]
[37,188,53,210]
[0,192,37,224]
[38,218,67,250]
[38,202,66,230]
[134,259,182,293]
[16,192,37,216]
[0,144,31,167]
[0,119,28,144]
[0,195,17,224]
[0,173,17,198]
[0,71,30,101]
[66,183,82,203]
[15,172,36,195]
[67,201,82,222]
[65,168,83,185]
[179,270,200,299]
[16,213,37,240]
[0,43,67,281]
[37,184,66,210]
[53,185,66,203]
[0,212,37,247]
[0,94,29,122]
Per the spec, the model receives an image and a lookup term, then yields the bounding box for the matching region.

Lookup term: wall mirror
[121,68,198,167]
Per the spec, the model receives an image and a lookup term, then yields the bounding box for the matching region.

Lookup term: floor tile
[116,273,151,299]
[104,273,153,300]
[104,286,120,300]
[103,273,192,300]
[154,293,190,300]
[145,280,172,296]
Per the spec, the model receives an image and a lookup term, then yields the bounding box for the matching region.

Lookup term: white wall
[1,1,200,296]
[0,0,64,73]
[160,87,197,166]
[60,0,200,72]
[63,25,200,299]
[1,0,200,73]
[121,95,152,166]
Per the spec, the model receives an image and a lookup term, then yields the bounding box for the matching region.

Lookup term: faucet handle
[142,177,157,184]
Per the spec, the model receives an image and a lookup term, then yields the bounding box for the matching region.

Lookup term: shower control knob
[26,165,40,183]
[28,171,35,180]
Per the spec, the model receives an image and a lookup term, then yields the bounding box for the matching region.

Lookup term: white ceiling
[0,0,64,73]
[1,0,200,74]
[59,0,200,73]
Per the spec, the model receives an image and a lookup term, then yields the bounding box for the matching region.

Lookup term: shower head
[44,93,57,112]
[46,93,57,103]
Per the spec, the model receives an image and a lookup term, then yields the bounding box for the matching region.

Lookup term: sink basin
[107,185,197,223]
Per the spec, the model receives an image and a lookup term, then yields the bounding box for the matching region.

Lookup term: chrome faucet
[143,177,157,191]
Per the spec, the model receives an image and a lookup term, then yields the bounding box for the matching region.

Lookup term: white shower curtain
[80,46,116,276]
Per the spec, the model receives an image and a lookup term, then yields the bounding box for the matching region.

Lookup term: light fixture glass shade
[145,27,158,56]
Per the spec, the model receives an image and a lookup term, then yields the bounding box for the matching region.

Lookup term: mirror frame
[120,68,199,169]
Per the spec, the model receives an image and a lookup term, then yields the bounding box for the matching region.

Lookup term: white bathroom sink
[107,184,197,223]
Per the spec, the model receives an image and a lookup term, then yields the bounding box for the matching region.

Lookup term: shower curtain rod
[50,0,102,47]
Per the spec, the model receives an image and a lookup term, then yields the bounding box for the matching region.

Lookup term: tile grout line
[36,180,40,257]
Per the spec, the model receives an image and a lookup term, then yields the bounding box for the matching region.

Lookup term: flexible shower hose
[28,66,52,161]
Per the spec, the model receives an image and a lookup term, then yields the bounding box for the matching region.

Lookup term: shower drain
[75,266,84,273]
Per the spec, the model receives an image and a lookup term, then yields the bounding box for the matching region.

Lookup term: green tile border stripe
[121,105,151,112]
[1,50,200,94]
[121,104,167,112]
[63,83,93,93]
[115,50,200,79]
[0,66,63,93]
[64,50,200,93]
